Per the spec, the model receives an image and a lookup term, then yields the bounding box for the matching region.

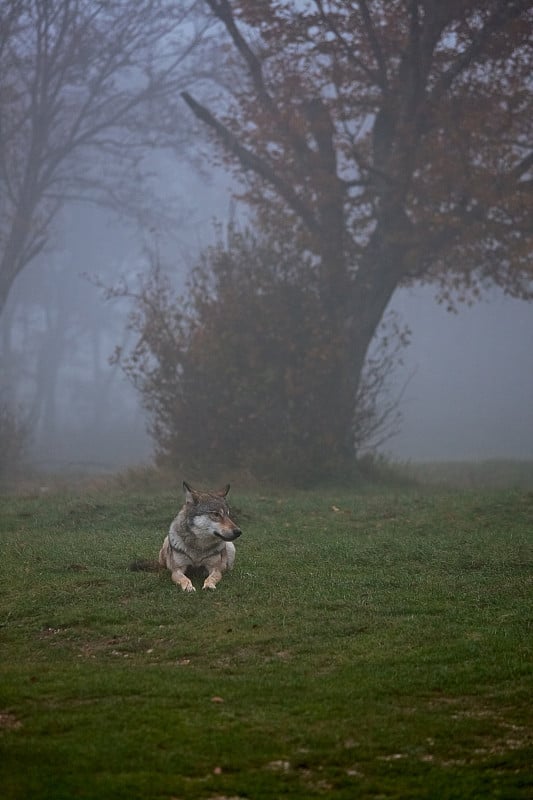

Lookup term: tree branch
[511,150,533,183]
[312,0,384,90]
[181,90,321,236]
[357,0,389,93]
[205,0,274,110]
[204,0,319,177]
[430,0,530,102]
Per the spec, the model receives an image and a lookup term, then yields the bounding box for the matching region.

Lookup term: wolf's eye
[209,511,223,520]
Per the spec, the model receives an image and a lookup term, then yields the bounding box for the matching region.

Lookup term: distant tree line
[0,0,208,473]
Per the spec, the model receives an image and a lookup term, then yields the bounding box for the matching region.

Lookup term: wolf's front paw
[202,578,217,590]
[181,579,196,592]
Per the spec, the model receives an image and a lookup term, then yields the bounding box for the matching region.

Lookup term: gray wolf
[158,481,242,592]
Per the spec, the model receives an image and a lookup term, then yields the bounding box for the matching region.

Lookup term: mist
[1,1,531,482]
[389,288,533,462]
[3,169,532,476]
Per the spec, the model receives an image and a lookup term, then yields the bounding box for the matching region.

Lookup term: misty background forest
[1,0,532,484]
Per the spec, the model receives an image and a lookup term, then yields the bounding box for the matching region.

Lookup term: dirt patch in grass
[0,711,22,732]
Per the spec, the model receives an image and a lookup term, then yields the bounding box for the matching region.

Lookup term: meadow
[0,478,532,799]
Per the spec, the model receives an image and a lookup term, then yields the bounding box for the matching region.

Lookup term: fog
[2,2,531,479]
[1,162,237,473]
[3,161,532,475]
[389,289,533,462]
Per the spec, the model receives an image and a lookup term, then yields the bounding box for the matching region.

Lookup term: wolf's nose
[232,528,242,539]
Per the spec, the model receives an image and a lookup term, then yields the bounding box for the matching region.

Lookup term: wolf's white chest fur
[168,511,226,566]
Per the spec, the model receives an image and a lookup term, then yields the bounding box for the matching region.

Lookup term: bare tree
[0,0,211,317]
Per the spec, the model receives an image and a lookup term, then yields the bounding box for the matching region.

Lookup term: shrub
[114,226,407,483]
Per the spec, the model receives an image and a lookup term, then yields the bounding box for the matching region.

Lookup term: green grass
[0,485,532,799]
[404,460,533,490]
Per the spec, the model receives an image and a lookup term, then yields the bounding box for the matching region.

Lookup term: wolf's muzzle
[216,528,242,541]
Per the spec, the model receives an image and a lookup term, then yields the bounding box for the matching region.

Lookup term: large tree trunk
[0,176,45,319]
[331,249,400,459]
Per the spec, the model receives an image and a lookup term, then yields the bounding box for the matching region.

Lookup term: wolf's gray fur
[158,481,242,592]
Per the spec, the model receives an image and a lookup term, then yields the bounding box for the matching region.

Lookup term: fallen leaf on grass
[266,760,291,771]
[378,753,407,761]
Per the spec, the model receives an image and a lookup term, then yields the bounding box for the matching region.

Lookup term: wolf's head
[183,481,242,542]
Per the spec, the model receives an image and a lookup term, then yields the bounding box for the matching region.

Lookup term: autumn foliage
[182,0,532,459]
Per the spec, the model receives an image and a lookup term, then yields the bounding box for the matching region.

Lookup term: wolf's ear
[183,481,197,504]
[217,483,230,497]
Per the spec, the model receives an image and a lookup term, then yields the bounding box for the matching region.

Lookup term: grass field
[0,482,532,799]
